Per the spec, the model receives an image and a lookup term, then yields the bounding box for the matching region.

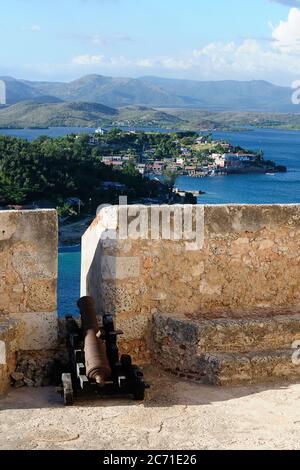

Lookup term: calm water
[177,128,300,204]
[0,127,96,140]
[0,126,299,314]
[0,125,179,141]
[58,245,81,317]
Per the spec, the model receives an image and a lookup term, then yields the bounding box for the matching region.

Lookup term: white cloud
[69,34,300,83]
[130,10,300,82]
[84,35,108,46]
[135,59,155,68]
[271,1,300,6]
[22,25,41,33]
[69,32,134,46]
[25,7,300,84]
[71,54,130,67]
[72,54,105,65]
[272,7,300,52]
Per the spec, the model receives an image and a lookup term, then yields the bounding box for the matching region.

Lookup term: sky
[1,0,300,84]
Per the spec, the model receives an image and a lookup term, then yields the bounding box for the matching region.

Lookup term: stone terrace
[2,367,300,450]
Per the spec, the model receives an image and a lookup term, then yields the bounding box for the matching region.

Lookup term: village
[89,128,285,178]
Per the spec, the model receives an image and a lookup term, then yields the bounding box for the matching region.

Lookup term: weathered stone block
[101,256,140,280]
[0,317,20,395]
[152,313,300,385]
[201,349,300,386]
[11,311,58,351]
[0,210,57,315]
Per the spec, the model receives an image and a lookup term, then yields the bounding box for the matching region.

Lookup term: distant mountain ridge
[0,74,297,113]
[0,100,185,129]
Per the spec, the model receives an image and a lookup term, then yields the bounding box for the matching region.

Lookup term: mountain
[0,76,44,103]
[141,77,295,113]
[0,101,185,129]
[23,74,192,108]
[0,74,297,112]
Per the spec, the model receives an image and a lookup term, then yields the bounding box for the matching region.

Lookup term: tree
[123,160,139,177]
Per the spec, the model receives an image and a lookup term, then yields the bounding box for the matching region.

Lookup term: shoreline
[58,216,93,246]
[1,125,300,133]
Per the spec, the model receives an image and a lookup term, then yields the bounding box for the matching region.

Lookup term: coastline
[59,216,94,246]
[1,125,300,133]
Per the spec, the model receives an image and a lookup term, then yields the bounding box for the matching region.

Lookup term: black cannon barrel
[77,296,111,384]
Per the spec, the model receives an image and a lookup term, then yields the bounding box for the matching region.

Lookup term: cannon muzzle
[77,296,111,385]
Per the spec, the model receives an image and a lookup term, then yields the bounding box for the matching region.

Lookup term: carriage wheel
[133,383,145,401]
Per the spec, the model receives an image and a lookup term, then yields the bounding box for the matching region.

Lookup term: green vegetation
[162,109,300,131]
[0,133,168,208]
[1,99,300,131]
[0,101,184,130]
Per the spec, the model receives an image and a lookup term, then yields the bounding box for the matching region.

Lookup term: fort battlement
[1,205,300,393]
[81,204,300,384]
[0,210,57,393]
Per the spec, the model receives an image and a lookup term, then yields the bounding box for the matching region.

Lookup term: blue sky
[1,0,300,84]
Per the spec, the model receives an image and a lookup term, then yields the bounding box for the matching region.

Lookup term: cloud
[271,1,300,6]
[71,54,130,66]
[272,7,300,52]
[69,34,300,83]
[22,25,41,33]
[71,54,105,65]
[68,32,134,46]
[189,39,294,77]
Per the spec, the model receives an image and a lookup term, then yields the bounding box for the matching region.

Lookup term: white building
[137,164,146,175]
[196,136,208,144]
[95,127,107,135]
[101,155,123,162]
[176,157,184,166]
[0,80,6,105]
[211,153,225,168]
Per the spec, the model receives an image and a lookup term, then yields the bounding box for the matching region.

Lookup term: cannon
[61,296,148,405]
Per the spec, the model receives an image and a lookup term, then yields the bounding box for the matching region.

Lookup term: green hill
[0,101,185,129]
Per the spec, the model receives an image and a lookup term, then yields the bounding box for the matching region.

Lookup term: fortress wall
[0,210,58,352]
[81,204,300,359]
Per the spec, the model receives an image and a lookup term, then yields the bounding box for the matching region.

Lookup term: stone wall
[0,210,58,393]
[0,318,19,394]
[81,204,300,360]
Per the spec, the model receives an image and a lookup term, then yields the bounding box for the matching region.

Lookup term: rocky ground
[1,367,300,450]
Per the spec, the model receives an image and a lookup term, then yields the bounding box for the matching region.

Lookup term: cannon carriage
[61,296,148,405]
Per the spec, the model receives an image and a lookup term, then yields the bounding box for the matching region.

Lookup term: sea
[1,126,299,316]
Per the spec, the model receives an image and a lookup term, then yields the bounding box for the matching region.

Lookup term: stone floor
[1,366,300,450]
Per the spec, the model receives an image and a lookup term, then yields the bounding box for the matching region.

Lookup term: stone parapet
[0,317,20,394]
[0,210,58,394]
[81,204,300,362]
